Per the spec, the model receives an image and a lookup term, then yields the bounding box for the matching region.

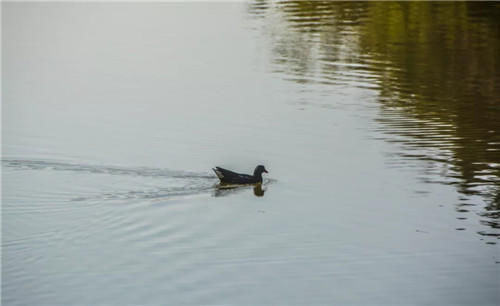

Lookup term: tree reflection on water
[249,1,500,238]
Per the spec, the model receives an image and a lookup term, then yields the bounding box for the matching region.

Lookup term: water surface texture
[2,2,499,305]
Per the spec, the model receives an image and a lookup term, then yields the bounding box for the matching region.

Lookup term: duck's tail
[213,167,224,180]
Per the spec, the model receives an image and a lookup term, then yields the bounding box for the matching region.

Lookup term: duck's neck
[253,172,263,182]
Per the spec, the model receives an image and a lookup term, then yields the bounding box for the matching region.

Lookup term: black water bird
[213,165,268,184]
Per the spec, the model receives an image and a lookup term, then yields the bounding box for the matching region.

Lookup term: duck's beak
[264,169,268,173]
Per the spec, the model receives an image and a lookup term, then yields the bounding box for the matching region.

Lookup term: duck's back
[213,167,258,184]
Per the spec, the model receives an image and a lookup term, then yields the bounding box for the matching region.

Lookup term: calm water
[2,2,499,305]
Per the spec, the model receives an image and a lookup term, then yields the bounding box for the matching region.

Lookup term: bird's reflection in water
[213,183,266,197]
[253,184,265,197]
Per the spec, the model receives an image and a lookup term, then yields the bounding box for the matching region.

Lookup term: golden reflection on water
[249,1,500,238]
[214,183,267,197]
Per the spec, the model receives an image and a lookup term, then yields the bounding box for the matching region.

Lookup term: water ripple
[2,159,214,179]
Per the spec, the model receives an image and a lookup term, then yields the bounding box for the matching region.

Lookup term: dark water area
[2,2,500,305]
[249,1,500,238]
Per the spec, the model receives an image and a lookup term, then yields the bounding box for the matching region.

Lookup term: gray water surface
[2,2,499,305]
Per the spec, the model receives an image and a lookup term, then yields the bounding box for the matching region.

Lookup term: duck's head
[254,165,268,176]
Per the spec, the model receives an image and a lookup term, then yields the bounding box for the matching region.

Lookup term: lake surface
[2,2,499,305]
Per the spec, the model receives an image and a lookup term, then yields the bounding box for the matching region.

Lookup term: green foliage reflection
[250,1,500,232]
